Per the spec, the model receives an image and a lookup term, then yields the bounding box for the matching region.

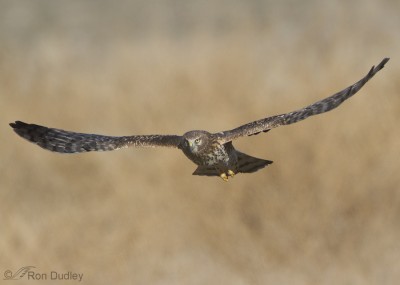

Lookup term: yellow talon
[220,173,229,182]
[227,170,235,177]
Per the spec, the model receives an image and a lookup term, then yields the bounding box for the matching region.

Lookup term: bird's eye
[194,138,201,144]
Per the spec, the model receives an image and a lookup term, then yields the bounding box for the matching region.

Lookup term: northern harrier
[10,58,389,181]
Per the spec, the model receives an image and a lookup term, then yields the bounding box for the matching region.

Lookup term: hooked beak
[188,141,193,147]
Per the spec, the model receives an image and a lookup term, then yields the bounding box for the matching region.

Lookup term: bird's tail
[192,166,220,176]
[236,151,273,173]
[192,152,273,176]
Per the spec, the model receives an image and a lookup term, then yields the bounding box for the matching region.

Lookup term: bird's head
[182,130,210,154]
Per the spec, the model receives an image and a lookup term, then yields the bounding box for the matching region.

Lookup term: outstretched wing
[216,58,389,144]
[10,121,183,153]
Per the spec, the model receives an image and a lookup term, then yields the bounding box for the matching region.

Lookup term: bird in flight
[10,58,389,181]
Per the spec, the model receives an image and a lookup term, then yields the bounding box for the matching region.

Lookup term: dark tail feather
[236,151,273,173]
[192,152,272,176]
[192,166,219,176]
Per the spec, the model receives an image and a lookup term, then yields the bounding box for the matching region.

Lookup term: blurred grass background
[1,0,399,284]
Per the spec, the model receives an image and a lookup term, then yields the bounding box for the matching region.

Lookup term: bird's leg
[220,173,229,182]
[227,170,235,178]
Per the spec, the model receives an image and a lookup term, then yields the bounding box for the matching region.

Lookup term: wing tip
[366,57,390,79]
[10,120,29,128]
[9,121,30,136]
[374,57,390,71]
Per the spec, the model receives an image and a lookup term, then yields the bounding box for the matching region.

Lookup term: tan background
[1,0,399,284]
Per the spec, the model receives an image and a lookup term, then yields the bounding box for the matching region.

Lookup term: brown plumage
[10,58,389,181]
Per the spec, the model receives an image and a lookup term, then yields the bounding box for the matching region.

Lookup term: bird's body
[179,130,272,180]
[10,58,389,181]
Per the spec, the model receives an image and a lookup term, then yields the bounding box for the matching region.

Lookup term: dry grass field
[1,1,399,284]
